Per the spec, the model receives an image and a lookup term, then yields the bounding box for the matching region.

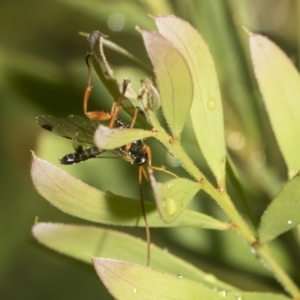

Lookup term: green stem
[258,245,300,299]
[148,111,300,298]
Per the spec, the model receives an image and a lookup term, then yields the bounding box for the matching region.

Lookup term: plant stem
[149,111,253,240]
[148,111,300,298]
[258,245,300,299]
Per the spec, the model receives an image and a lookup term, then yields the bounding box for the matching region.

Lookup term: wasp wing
[36,115,100,146]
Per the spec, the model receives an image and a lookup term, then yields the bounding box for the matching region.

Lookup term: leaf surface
[31,153,228,230]
[140,29,193,139]
[149,175,201,223]
[250,34,300,178]
[33,223,235,291]
[155,15,226,187]
[259,173,300,243]
[93,258,224,300]
[93,259,291,300]
[94,126,155,150]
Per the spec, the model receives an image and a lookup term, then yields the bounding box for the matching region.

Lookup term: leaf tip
[135,25,142,34]
[33,216,39,225]
[30,150,37,160]
[86,252,95,261]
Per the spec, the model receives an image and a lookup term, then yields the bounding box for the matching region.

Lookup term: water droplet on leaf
[218,290,227,297]
[164,198,176,216]
[250,247,258,256]
[204,274,217,282]
[207,97,217,111]
[234,292,243,300]
[218,187,224,194]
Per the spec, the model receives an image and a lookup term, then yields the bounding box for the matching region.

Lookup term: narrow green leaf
[94,125,155,150]
[33,223,235,291]
[139,29,193,139]
[93,258,224,300]
[250,34,300,179]
[31,153,228,230]
[259,173,300,243]
[33,224,289,299]
[149,173,201,223]
[155,15,226,187]
[226,292,290,300]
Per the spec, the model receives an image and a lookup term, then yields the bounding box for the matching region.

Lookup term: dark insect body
[36,115,148,166]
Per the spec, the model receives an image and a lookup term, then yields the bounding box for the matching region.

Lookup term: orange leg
[138,165,151,267]
[143,145,178,179]
[130,107,139,129]
[108,79,130,128]
[83,53,111,121]
[83,53,129,125]
[124,107,140,151]
[137,147,177,267]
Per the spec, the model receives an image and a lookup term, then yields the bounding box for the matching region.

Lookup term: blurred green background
[0,0,299,299]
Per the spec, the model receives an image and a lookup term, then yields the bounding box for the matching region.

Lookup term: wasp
[36,53,171,266]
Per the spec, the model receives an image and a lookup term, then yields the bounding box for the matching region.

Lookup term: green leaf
[258,173,300,243]
[225,292,290,300]
[30,153,228,230]
[149,174,201,223]
[250,34,300,179]
[155,15,226,187]
[139,29,193,139]
[94,125,155,150]
[93,258,291,299]
[33,223,235,292]
[93,258,224,300]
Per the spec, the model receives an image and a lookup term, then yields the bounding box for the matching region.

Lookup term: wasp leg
[123,107,140,152]
[130,106,139,129]
[108,79,131,128]
[83,53,112,121]
[144,145,178,178]
[138,165,151,267]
